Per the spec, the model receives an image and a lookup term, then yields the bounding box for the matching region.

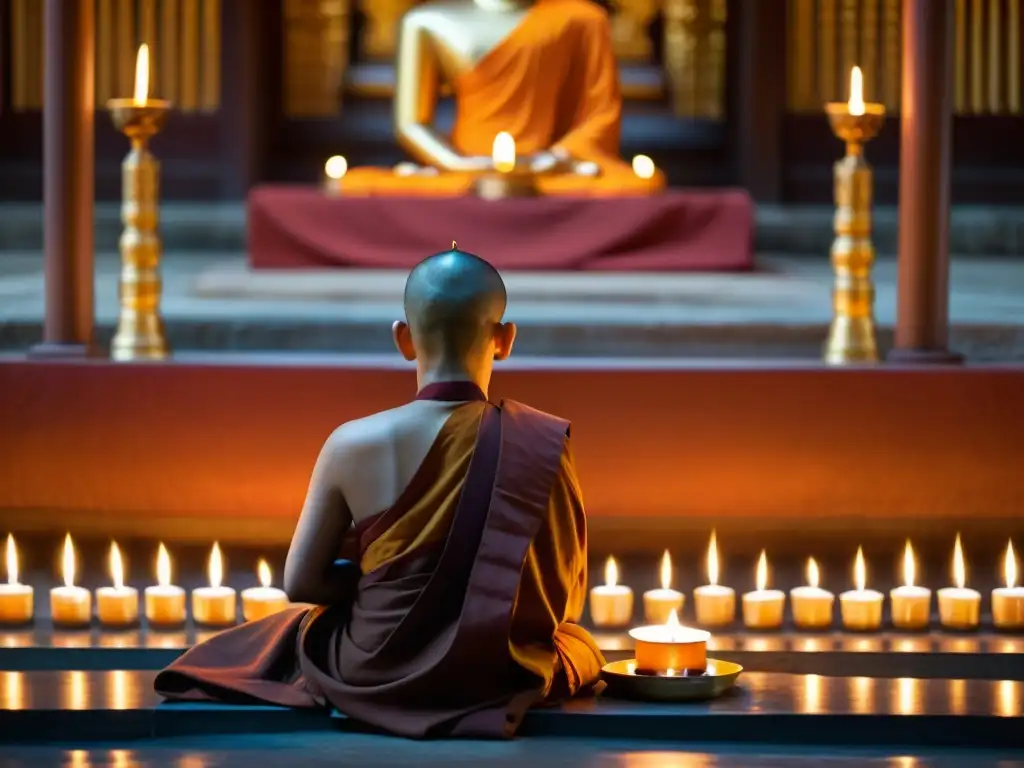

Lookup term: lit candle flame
[604,556,618,588]
[953,533,967,589]
[156,543,171,588]
[659,550,672,590]
[903,539,916,588]
[664,668,676,677]
[666,608,680,628]
[492,132,516,173]
[109,541,125,591]
[632,154,655,179]
[848,66,865,116]
[854,546,867,592]
[133,44,150,106]
[258,558,272,589]
[324,155,348,180]
[209,542,224,589]
[1005,540,1017,589]
[707,529,719,586]
[807,557,819,589]
[62,533,76,589]
[756,550,769,591]
[5,534,18,586]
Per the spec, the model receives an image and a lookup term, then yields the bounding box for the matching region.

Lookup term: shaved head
[402,248,508,362]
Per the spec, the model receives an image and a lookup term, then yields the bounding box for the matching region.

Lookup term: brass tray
[601,658,743,702]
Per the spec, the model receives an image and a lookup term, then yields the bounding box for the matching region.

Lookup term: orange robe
[342,0,664,197]
[154,386,606,739]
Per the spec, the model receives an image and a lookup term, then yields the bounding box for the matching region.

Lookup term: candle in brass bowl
[937,534,981,631]
[0,535,33,625]
[790,557,835,630]
[472,132,538,200]
[95,542,139,628]
[589,556,633,628]
[890,540,931,630]
[628,609,710,675]
[693,530,736,627]
[643,550,685,625]
[742,550,785,630]
[839,546,883,631]
[993,540,1024,630]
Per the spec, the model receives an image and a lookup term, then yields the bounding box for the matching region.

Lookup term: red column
[31,0,97,357]
[888,0,962,363]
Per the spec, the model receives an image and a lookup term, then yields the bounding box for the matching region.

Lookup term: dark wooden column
[888,0,961,363]
[31,0,96,357]
[727,0,787,202]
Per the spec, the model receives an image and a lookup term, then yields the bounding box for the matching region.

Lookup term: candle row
[590,533,1024,631]
[0,535,290,628]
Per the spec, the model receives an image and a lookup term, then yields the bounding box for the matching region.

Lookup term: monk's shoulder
[324,405,408,459]
[500,399,571,439]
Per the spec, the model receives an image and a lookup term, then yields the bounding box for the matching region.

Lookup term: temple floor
[1,250,1024,360]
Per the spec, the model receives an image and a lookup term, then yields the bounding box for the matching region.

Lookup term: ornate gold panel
[612,0,661,60]
[283,0,352,116]
[358,0,417,59]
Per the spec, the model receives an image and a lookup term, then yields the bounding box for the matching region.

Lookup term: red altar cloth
[247,185,754,271]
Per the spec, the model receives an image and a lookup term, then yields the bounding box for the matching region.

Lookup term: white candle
[629,609,710,674]
[937,533,981,630]
[890,540,931,630]
[632,154,656,188]
[0,534,33,625]
[790,557,834,630]
[241,559,290,622]
[993,540,1024,630]
[95,541,139,627]
[492,132,516,173]
[192,542,237,627]
[144,543,186,627]
[589,556,633,628]
[643,550,685,624]
[742,550,786,630]
[840,546,883,631]
[323,155,347,194]
[50,534,91,627]
[693,530,735,627]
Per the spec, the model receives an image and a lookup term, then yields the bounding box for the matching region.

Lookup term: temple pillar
[31,0,97,357]
[888,0,961,363]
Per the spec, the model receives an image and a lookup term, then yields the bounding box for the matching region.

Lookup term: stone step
[0,668,1021,747]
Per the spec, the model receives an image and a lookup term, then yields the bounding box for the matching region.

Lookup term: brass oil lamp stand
[823,69,885,365]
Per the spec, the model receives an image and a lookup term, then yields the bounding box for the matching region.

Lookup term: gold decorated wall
[787,0,1022,114]
[7,0,222,112]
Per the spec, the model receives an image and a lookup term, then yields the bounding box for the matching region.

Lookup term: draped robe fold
[154,396,606,738]
[341,0,665,197]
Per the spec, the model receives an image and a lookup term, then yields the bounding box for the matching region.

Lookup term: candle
[0,535,33,625]
[629,609,710,675]
[191,542,237,627]
[693,530,736,627]
[790,557,835,630]
[848,65,865,115]
[993,540,1024,630]
[890,540,931,630]
[95,541,139,628]
[144,543,186,628]
[133,44,149,106]
[588,556,633,628]
[642,550,685,624]
[241,559,290,622]
[492,132,516,173]
[742,550,786,630]
[50,534,91,627]
[324,155,348,194]
[631,154,657,189]
[937,533,981,630]
[839,546,883,631]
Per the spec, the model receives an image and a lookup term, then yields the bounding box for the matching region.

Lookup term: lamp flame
[666,608,680,628]
[258,558,272,589]
[604,556,618,588]
[156,543,171,588]
[209,542,224,589]
[854,546,866,592]
[492,132,516,173]
[5,534,18,586]
[62,533,76,589]
[1005,540,1017,589]
[659,550,672,590]
[133,44,150,106]
[807,557,819,589]
[110,542,125,591]
[953,533,967,589]
[632,154,655,179]
[903,540,916,588]
[756,550,769,591]
[848,66,865,116]
[707,529,719,586]
[664,668,676,677]
[324,155,348,180]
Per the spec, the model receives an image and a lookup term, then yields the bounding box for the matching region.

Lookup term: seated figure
[155,247,607,738]
[341,0,665,197]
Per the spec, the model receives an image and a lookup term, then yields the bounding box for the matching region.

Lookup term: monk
[154,247,606,738]
[340,0,665,197]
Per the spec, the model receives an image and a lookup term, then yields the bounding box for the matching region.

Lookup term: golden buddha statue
[339,0,665,197]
